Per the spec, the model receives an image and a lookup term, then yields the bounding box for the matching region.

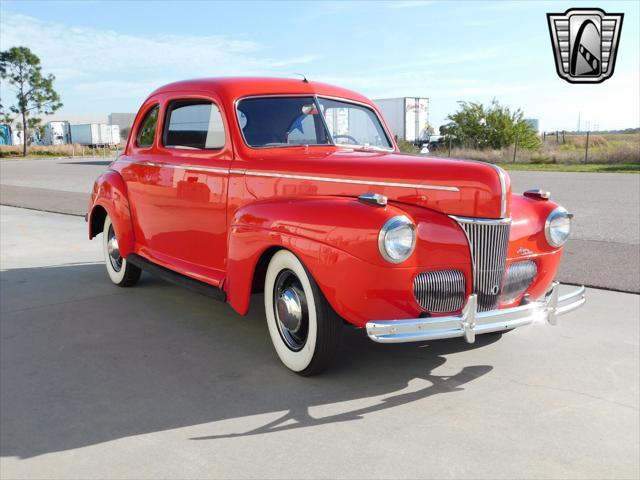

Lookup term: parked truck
[373,97,430,144]
[70,123,120,147]
[0,124,12,145]
[110,125,121,146]
[43,121,72,145]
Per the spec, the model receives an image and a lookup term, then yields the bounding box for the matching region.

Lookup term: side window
[136,105,159,148]
[163,100,225,150]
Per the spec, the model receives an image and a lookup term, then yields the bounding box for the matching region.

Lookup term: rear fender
[88,169,136,257]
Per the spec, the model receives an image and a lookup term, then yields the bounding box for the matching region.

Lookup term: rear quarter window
[136,105,159,148]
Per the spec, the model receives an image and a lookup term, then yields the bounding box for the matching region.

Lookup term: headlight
[545,206,572,247]
[378,215,416,263]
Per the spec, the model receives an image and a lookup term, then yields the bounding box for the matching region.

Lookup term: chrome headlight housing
[378,215,416,263]
[545,206,572,247]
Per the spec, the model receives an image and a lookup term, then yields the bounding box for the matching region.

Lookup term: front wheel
[102,214,141,287]
[264,250,341,375]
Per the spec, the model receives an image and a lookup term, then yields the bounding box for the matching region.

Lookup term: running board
[126,253,226,302]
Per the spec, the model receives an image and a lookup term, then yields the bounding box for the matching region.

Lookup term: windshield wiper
[339,143,392,153]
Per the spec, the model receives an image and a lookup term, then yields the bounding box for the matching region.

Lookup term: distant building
[524,118,540,133]
[108,113,136,130]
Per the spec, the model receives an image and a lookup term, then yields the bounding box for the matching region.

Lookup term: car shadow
[0,263,496,458]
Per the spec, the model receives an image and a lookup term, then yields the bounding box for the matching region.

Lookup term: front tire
[102,214,141,287]
[264,250,340,375]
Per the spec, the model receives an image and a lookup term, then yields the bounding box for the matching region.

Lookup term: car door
[123,93,232,286]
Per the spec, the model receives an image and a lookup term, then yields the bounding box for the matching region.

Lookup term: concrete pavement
[1,206,638,479]
[1,156,638,292]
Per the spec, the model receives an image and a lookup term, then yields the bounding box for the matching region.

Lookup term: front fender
[225,196,471,326]
[505,194,565,305]
[88,169,136,258]
[230,196,411,266]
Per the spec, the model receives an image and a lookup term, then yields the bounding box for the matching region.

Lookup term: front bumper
[366,282,586,344]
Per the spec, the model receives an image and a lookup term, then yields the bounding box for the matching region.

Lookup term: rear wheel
[102,215,141,287]
[264,250,341,375]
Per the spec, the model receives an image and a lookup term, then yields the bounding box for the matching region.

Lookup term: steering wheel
[333,134,359,145]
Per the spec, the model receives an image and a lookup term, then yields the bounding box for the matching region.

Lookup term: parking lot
[0,205,638,479]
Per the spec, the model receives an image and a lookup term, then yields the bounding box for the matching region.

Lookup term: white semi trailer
[43,121,72,145]
[373,97,430,144]
[70,124,121,147]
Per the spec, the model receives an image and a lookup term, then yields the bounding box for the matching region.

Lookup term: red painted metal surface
[88,77,566,327]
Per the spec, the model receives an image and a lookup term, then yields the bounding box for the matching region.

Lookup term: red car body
[88,77,584,373]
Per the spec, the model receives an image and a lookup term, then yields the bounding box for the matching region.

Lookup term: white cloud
[0,12,316,80]
[0,11,319,112]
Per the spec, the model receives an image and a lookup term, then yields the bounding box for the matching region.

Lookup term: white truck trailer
[43,121,72,145]
[373,97,430,144]
[110,125,121,146]
[70,124,121,147]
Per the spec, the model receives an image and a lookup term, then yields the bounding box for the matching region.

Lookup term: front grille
[456,219,511,311]
[413,269,466,312]
[501,260,537,303]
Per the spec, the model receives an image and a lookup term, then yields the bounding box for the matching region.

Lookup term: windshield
[236,97,331,147]
[317,97,392,149]
[236,96,392,149]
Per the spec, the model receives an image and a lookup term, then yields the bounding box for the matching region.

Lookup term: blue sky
[1,0,638,131]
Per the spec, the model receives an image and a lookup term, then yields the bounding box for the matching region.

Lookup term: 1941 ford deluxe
[87,77,586,375]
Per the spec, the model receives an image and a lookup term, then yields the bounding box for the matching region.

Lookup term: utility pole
[584,131,590,164]
[577,112,581,133]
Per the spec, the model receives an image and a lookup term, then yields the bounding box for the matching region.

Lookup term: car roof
[149,77,372,105]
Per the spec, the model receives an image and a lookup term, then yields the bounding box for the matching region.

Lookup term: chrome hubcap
[107,224,123,272]
[273,270,308,351]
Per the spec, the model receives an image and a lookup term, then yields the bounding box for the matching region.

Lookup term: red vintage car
[88,77,585,374]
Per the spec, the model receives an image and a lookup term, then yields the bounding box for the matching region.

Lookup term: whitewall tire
[264,250,340,375]
[102,215,141,287]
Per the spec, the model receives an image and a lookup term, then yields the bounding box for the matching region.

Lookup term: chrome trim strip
[245,171,460,192]
[366,282,586,344]
[450,215,512,225]
[495,165,508,218]
[118,159,459,192]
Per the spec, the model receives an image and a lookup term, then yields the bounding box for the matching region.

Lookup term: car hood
[245,150,510,219]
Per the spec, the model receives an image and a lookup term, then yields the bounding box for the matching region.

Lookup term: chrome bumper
[366,282,586,344]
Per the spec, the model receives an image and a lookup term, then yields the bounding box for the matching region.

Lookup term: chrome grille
[413,270,466,312]
[501,260,537,303]
[456,219,511,312]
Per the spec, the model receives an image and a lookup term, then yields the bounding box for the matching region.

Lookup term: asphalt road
[1,206,638,479]
[1,156,638,292]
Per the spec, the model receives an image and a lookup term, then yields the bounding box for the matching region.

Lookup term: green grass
[495,162,640,173]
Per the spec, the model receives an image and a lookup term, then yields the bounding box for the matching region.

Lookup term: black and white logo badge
[547,8,623,84]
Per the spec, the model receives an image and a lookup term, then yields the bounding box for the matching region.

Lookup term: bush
[395,138,420,154]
